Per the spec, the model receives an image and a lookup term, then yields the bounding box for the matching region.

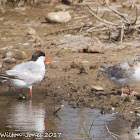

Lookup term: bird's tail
[0,72,11,80]
[97,66,108,78]
[99,66,108,72]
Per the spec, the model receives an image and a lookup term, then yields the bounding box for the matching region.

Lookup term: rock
[0,46,13,51]
[3,58,16,64]
[13,50,27,60]
[87,37,104,53]
[27,27,36,35]
[32,36,43,47]
[0,62,3,69]
[58,35,90,52]
[45,11,71,23]
[4,51,12,58]
[91,85,104,91]
[62,0,84,5]
[71,58,83,68]
[34,36,42,43]
[3,50,27,60]
[71,58,87,73]
[23,43,29,46]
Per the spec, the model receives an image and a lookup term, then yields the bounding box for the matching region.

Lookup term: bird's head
[30,51,50,62]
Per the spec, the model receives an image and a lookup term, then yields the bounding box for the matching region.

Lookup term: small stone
[23,43,29,46]
[27,27,36,35]
[3,50,27,62]
[87,37,104,53]
[71,58,83,68]
[32,36,43,47]
[0,62,3,69]
[45,11,71,23]
[34,36,42,43]
[4,51,12,58]
[13,50,27,60]
[91,85,104,91]
[3,58,16,64]
[111,107,115,111]
[71,58,88,73]
[62,0,84,5]
[0,46,13,51]
[32,42,42,47]
[18,94,30,100]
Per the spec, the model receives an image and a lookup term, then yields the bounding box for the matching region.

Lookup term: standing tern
[0,51,50,98]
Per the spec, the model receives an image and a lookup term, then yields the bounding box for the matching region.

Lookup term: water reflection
[6,101,45,133]
[55,102,116,140]
[0,96,128,140]
[0,97,56,140]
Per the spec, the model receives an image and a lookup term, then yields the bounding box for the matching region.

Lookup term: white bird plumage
[0,51,50,98]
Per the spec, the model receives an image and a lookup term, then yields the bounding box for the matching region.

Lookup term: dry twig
[53,105,64,115]
[86,4,118,26]
[105,125,118,140]
[86,2,140,41]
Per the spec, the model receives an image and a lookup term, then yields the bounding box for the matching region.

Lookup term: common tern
[0,51,50,98]
[99,56,140,96]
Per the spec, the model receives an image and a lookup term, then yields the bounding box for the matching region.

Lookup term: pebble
[13,50,27,60]
[0,46,13,50]
[27,27,36,35]
[62,0,84,5]
[0,63,3,69]
[111,107,115,111]
[3,58,16,64]
[87,37,104,53]
[3,50,27,60]
[32,36,43,47]
[71,58,83,68]
[23,43,29,46]
[91,85,104,91]
[45,11,71,23]
[4,51,12,58]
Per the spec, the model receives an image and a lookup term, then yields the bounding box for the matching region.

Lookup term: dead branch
[132,2,139,25]
[53,105,64,115]
[106,6,130,24]
[86,4,118,26]
[44,24,94,36]
[105,125,118,140]
[86,2,140,41]
[120,23,125,42]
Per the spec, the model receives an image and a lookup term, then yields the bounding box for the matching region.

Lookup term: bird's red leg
[30,89,32,98]
[121,88,127,97]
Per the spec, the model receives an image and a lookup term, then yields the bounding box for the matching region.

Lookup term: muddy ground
[0,0,140,138]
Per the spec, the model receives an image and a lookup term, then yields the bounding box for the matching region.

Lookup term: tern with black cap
[0,51,50,98]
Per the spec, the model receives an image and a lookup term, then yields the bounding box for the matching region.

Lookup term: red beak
[45,57,51,62]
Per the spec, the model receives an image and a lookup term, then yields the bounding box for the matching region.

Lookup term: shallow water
[0,95,118,140]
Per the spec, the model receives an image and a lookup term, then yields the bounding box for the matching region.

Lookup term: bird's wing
[4,61,43,84]
[106,61,135,80]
